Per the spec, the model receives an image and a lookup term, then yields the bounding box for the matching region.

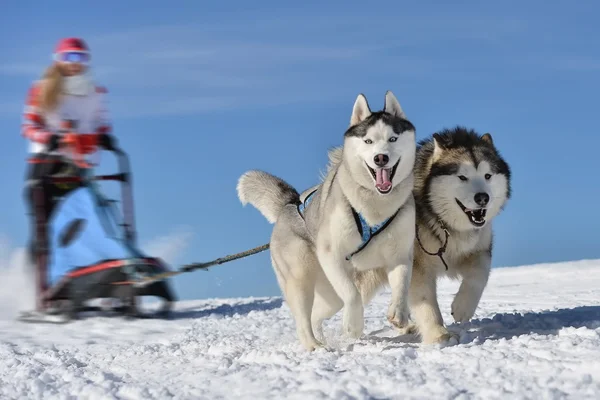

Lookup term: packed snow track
[1,259,600,399]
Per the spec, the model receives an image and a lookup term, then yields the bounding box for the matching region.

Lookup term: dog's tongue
[376,168,392,192]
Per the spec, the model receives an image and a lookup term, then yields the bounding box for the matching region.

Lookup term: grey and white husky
[353,126,512,344]
[237,91,417,350]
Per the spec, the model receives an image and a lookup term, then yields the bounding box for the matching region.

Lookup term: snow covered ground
[1,258,600,399]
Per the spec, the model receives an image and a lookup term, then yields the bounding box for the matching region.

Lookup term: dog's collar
[297,189,400,260]
[416,219,450,270]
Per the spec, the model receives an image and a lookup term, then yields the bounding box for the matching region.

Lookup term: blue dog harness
[297,189,400,260]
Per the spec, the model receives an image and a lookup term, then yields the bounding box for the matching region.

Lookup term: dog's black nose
[374,154,389,167]
[474,192,490,207]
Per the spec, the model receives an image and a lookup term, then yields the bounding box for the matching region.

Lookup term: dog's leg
[285,276,322,351]
[273,246,323,351]
[451,251,491,323]
[410,268,457,344]
[311,270,343,344]
[318,250,364,339]
[386,258,412,330]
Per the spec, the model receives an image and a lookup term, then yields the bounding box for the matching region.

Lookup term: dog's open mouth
[366,160,400,194]
[456,199,487,227]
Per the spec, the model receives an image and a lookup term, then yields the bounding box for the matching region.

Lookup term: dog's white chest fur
[445,226,492,265]
[347,211,415,271]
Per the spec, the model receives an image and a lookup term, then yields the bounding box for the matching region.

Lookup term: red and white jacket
[21,80,112,157]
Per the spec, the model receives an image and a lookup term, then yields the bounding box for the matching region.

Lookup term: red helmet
[53,38,90,63]
[55,37,89,53]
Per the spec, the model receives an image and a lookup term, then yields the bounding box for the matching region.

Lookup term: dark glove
[98,133,117,151]
[47,134,60,151]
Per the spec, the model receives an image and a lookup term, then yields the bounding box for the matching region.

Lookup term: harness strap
[297,189,317,216]
[345,207,400,260]
[297,188,400,260]
[415,220,450,270]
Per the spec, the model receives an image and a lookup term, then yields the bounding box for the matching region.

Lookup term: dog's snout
[374,154,389,167]
[474,192,490,207]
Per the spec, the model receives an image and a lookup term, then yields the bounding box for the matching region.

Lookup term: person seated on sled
[21,37,116,311]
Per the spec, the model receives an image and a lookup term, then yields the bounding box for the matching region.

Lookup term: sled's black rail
[49,173,128,183]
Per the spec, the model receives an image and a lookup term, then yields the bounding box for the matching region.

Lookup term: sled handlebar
[47,120,115,160]
[44,120,126,174]
[44,120,138,245]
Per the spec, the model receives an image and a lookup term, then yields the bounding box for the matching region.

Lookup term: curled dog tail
[237,170,300,224]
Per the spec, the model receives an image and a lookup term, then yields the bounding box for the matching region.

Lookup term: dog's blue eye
[364,139,373,144]
[389,137,397,142]
[459,175,468,181]
[485,173,492,180]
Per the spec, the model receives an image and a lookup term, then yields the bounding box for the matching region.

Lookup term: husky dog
[237,91,417,350]
[352,126,511,344]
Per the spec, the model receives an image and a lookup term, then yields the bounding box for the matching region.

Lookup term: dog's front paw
[343,307,364,339]
[451,291,479,323]
[312,322,326,344]
[393,323,418,336]
[422,326,459,345]
[344,319,364,339]
[301,337,327,352]
[387,303,410,330]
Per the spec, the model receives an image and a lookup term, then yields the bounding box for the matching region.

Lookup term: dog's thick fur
[351,126,511,344]
[237,91,417,350]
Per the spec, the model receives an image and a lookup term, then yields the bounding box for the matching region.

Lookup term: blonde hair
[39,64,63,112]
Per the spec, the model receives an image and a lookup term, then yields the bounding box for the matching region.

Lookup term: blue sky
[1,0,599,301]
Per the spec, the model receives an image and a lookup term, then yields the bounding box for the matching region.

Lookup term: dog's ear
[384,90,406,119]
[350,94,372,126]
[432,133,443,161]
[481,132,494,145]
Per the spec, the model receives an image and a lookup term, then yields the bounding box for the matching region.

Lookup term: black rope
[181,243,270,272]
[132,243,271,286]
[416,221,450,270]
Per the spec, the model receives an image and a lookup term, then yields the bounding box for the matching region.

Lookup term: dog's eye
[484,173,492,180]
[458,175,468,181]
[364,139,373,144]
[389,137,397,143]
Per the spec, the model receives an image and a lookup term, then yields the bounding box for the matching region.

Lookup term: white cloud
[0,12,527,117]
[142,226,194,266]
[82,13,527,118]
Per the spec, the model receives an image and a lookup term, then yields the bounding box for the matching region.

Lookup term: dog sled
[18,123,178,323]
[18,121,269,324]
